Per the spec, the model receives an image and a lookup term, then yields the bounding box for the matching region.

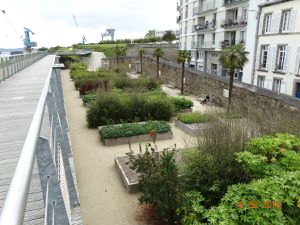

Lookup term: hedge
[82,93,97,105]
[87,91,174,128]
[170,97,193,111]
[99,121,171,139]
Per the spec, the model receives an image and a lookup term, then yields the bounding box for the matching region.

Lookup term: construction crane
[23,27,37,52]
[101,29,115,41]
[72,14,87,44]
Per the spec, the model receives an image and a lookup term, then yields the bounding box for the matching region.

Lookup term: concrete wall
[104,56,300,119]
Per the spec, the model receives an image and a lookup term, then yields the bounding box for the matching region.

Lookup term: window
[282,10,291,32]
[260,45,269,69]
[264,14,272,33]
[240,30,246,43]
[257,76,265,88]
[276,45,286,71]
[211,64,217,75]
[273,78,282,92]
[212,33,215,45]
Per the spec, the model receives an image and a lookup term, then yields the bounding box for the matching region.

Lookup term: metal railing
[0,52,48,83]
[0,57,80,225]
[220,17,247,28]
[194,22,216,32]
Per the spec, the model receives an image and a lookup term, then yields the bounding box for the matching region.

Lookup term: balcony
[192,41,215,49]
[176,15,181,23]
[220,17,247,28]
[194,21,216,32]
[194,1,217,15]
[223,0,247,7]
[220,40,236,48]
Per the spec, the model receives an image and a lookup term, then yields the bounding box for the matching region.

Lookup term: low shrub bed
[99,121,171,140]
[112,75,160,92]
[79,79,108,96]
[170,97,193,111]
[177,112,215,124]
[87,91,175,128]
[82,93,97,105]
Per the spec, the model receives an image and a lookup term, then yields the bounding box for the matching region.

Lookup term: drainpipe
[251,6,262,85]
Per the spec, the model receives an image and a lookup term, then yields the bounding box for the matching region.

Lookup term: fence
[0,56,81,225]
[0,52,48,83]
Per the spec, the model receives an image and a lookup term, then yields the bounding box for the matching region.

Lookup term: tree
[162,30,176,42]
[145,30,156,38]
[219,44,248,114]
[152,48,164,79]
[138,48,145,74]
[176,50,191,94]
[114,44,127,68]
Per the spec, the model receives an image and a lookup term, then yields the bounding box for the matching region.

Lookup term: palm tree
[219,44,248,114]
[176,50,191,94]
[138,48,145,74]
[152,48,164,79]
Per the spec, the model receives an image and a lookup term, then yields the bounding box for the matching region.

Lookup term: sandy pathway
[61,70,196,225]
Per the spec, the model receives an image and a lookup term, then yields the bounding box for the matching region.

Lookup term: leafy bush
[127,143,179,223]
[87,92,174,128]
[79,79,108,96]
[170,97,193,111]
[177,112,215,124]
[111,76,160,91]
[99,121,171,139]
[82,93,97,105]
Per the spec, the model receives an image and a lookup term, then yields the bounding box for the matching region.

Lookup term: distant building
[254,0,300,98]
[177,0,259,83]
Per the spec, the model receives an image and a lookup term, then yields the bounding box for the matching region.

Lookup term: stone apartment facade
[254,0,300,98]
[177,0,300,98]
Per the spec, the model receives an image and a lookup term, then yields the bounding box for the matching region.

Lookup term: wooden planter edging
[101,132,173,146]
[175,119,210,137]
[114,156,139,193]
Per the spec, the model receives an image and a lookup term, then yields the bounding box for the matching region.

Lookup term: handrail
[0,52,47,82]
[0,66,53,225]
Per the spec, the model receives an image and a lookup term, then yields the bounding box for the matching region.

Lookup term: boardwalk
[0,55,55,224]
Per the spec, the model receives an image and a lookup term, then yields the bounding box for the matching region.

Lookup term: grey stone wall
[105,56,300,118]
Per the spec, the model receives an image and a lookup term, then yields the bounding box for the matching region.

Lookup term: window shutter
[255,49,261,69]
[266,46,271,70]
[273,11,281,33]
[289,10,297,32]
[283,46,290,73]
[270,13,275,33]
[270,47,276,71]
[280,80,286,94]
[294,47,300,74]
[258,13,264,35]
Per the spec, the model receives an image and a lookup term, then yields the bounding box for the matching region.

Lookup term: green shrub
[82,93,97,105]
[87,92,174,128]
[177,112,215,124]
[127,143,179,223]
[171,97,193,111]
[99,121,171,139]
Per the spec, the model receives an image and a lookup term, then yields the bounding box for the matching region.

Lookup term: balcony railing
[220,39,245,48]
[220,17,247,28]
[223,0,245,6]
[194,21,216,32]
[192,41,215,49]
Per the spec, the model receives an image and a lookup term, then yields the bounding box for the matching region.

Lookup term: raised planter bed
[114,156,139,193]
[102,131,173,146]
[177,108,193,114]
[175,119,210,137]
[99,121,173,146]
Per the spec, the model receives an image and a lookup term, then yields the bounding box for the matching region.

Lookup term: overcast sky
[0,0,178,48]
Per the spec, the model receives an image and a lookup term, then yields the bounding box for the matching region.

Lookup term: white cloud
[0,0,178,48]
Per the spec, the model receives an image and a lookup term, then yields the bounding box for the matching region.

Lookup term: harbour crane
[72,15,87,44]
[23,27,37,52]
[101,29,115,41]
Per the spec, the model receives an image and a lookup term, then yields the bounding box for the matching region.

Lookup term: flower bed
[99,121,172,146]
[175,112,215,136]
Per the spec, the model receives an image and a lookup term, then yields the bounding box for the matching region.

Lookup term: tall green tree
[153,48,164,79]
[176,50,191,94]
[219,44,248,114]
[138,48,145,74]
[162,30,177,42]
[145,29,156,38]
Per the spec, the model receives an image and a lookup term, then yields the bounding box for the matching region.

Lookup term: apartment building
[177,0,259,83]
[254,0,300,98]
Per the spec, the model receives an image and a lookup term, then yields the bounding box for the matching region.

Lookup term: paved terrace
[0,55,55,224]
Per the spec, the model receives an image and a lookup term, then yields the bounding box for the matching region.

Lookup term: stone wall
[103,56,300,118]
